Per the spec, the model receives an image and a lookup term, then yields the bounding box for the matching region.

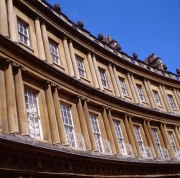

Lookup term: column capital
[42,19,46,25]
[112,65,116,69]
[160,121,167,126]
[108,63,112,67]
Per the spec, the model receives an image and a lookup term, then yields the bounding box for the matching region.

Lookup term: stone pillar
[112,65,123,98]
[147,121,160,158]
[77,97,91,150]
[102,107,117,154]
[35,17,46,60]
[177,89,180,101]
[143,120,156,158]
[87,51,99,88]
[45,82,60,144]
[159,84,171,112]
[69,40,80,79]
[144,79,155,108]
[0,0,9,36]
[163,124,176,159]
[52,87,67,145]
[173,89,180,109]
[160,123,174,159]
[124,114,138,156]
[126,72,138,103]
[4,60,19,133]
[147,80,158,109]
[108,64,120,97]
[82,100,97,151]
[41,21,52,64]
[128,116,142,157]
[175,126,180,146]
[107,109,121,154]
[92,54,103,90]
[14,66,29,135]
[7,0,17,42]
[62,36,74,77]
[131,73,141,104]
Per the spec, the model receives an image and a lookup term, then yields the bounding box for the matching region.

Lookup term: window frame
[167,94,176,110]
[153,90,161,106]
[99,68,109,88]
[76,57,87,78]
[17,19,30,46]
[24,88,43,139]
[168,131,178,153]
[136,84,145,101]
[119,78,128,96]
[49,40,61,65]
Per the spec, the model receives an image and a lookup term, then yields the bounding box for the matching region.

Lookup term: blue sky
[47,0,180,74]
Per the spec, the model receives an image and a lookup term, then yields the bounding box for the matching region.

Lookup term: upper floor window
[90,114,103,152]
[153,90,161,106]
[113,121,126,154]
[99,68,109,88]
[167,94,176,110]
[133,125,146,157]
[136,84,145,101]
[119,78,128,96]
[17,20,30,46]
[76,57,86,78]
[60,104,76,147]
[151,129,163,157]
[49,41,60,65]
[24,88,42,139]
[168,131,178,153]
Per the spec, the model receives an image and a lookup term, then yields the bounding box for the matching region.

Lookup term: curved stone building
[0,0,180,177]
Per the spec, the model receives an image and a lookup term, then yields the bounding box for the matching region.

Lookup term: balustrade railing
[162,148,170,160]
[102,139,112,154]
[144,146,153,159]
[124,143,134,157]
[175,151,180,160]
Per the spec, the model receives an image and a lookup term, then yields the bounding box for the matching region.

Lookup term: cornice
[1,35,180,125]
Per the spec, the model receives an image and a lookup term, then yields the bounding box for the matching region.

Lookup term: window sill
[80,76,91,83]
[142,101,149,104]
[104,87,112,92]
[173,109,178,111]
[19,41,34,52]
[53,62,65,71]
[124,95,132,99]
[158,105,164,109]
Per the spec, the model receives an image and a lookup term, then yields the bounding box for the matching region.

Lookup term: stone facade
[0,0,180,177]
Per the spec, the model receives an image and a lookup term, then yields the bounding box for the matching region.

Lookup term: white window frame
[151,129,163,157]
[167,94,176,110]
[119,78,128,96]
[133,125,146,157]
[153,90,161,106]
[113,121,126,155]
[99,68,109,88]
[49,40,61,65]
[76,57,86,78]
[90,114,104,152]
[136,84,145,101]
[24,88,42,139]
[17,19,30,46]
[60,104,77,148]
[168,131,178,153]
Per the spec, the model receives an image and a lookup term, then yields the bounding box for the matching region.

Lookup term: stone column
[128,116,142,157]
[0,98,1,131]
[14,66,29,135]
[52,86,67,145]
[77,97,91,150]
[35,17,46,60]
[124,114,138,156]
[62,36,74,77]
[45,82,60,144]
[126,72,138,103]
[144,79,155,108]
[87,51,99,88]
[41,21,52,64]
[147,80,158,109]
[163,124,176,159]
[82,100,97,151]
[175,126,180,146]
[92,54,103,90]
[107,109,121,154]
[0,0,9,36]
[177,89,180,101]
[102,107,117,154]
[173,89,180,109]
[108,64,120,97]
[112,65,123,98]
[147,121,160,158]
[159,84,171,112]
[160,123,174,159]
[69,40,80,79]
[4,60,19,133]
[7,0,17,42]
[143,120,156,158]
[131,73,141,104]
